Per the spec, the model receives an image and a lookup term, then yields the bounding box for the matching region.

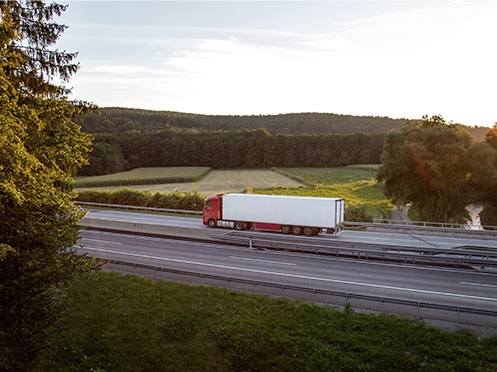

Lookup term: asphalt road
[77,228,497,312]
[83,208,497,250]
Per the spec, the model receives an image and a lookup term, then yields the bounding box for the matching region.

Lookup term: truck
[203,193,345,236]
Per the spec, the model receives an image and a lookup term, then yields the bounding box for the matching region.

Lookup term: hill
[76,107,408,135]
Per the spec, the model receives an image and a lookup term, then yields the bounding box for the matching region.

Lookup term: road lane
[77,230,497,311]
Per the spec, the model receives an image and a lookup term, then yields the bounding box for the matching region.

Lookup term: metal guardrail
[100,257,497,328]
[76,201,202,216]
[76,201,497,236]
[373,218,497,232]
[209,232,497,270]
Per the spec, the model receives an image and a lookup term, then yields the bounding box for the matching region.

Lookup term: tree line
[76,107,409,135]
[80,128,387,176]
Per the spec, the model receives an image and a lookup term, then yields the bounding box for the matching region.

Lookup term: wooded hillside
[76,107,408,135]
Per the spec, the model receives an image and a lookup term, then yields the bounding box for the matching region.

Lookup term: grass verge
[37,272,497,372]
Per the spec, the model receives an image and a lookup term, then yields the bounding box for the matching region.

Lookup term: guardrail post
[161,268,164,280]
[380,297,383,314]
[345,292,349,305]
[200,273,203,285]
[133,263,136,275]
[226,277,230,290]
[252,281,256,294]
[281,284,285,298]
[417,302,420,321]
[457,307,460,327]
[249,238,252,249]
[153,267,157,280]
[312,288,316,304]
[113,260,116,272]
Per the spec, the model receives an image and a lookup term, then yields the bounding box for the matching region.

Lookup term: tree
[0,1,97,370]
[377,115,476,223]
[479,124,497,226]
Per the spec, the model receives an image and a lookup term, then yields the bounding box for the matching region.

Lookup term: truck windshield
[204,201,212,209]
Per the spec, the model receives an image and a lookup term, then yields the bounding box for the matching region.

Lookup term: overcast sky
[58,1,497,127]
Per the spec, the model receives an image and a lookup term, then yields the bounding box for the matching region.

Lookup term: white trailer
[203,193,345,235]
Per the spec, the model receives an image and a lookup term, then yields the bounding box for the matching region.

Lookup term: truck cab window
[204,201,212,209]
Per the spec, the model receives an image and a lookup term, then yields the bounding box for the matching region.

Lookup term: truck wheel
[292,226,303,235]
[303,227,314,236]
[281,225,291,234]
[235,221,244,230]
[208,219,216,228]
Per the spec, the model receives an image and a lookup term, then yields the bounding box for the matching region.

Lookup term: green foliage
[377,115,483,223]
[345,204,374,222]
[77,189,206,211]
[75,167,211,188]
[264,167,392,219]
[0,2,98,370]
[480,204,497,227]
[79,129,386,175]
[77,107,409,135]
[36,272,497,371]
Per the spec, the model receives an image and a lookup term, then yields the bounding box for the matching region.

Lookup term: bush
[345,204,374,222]
[77,189,205,211]
[480,203,497,227]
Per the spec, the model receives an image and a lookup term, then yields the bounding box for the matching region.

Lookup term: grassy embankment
[256,165,392,218]
[36,272,497,371]
[75,167,212,188]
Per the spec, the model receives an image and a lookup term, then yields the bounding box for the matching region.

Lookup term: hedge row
[77,189,206,211]
[75,176,203,189]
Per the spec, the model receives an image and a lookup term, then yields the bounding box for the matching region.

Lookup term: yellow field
[77,169,303,195]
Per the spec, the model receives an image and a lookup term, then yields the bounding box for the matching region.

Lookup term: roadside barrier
[98,257,497,330]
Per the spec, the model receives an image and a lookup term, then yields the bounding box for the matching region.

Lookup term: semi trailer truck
[203,193,345,235]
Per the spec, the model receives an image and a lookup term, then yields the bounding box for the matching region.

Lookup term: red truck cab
[203,194,222,227]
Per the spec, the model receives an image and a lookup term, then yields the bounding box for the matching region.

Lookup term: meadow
[260,166,392,218]
[36,272,497,371]
[78,169,303,195]
[74,167,211,188]
[75,166,391,217]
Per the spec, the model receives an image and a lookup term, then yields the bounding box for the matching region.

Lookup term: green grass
[36,272,497,372]
[78,169,303,195]
[262,166,392,218]
[74,167,211,188]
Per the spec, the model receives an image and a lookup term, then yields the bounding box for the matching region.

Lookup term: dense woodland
[76,107,408,134]
[76,107,490,140]
[80,129,386,176]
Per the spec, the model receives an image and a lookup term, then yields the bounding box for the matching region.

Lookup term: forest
[80,128,386,176]
[75,107,408,134]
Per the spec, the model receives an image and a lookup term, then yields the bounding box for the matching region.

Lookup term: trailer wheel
[281,225,291,234]
[292,226,303,235]
[207,219,216,228]
[235,221,244,230]
[303,227,314,236]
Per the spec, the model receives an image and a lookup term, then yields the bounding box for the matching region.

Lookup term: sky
[57,1,497,127]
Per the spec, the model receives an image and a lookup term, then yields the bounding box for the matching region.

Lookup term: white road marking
[460,282,497,288]
[79,230,497,277]
[80,246,497,302]
[80,238,122,245]
[229,256,296,266]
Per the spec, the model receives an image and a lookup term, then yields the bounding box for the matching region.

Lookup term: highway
[77,218,497,312]
[83,208,497,250]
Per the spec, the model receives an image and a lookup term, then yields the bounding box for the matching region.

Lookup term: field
[74,167,211,188]
[259,166,392,218]
[36,272,497,371]
[78,169,303,195]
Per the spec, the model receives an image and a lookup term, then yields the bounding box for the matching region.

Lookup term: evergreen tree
[0,1,97,370]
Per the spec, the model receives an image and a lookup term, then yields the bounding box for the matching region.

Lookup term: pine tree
[0,2,97,370]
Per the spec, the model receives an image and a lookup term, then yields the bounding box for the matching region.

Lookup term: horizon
[59,1,497,128]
